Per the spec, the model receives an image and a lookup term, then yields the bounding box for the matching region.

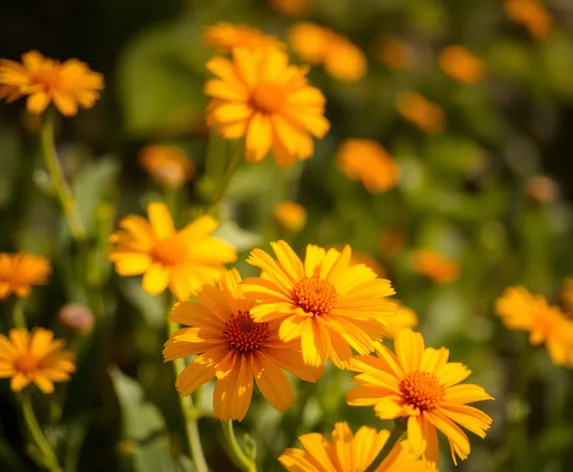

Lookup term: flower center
[33,68,62,93]
[251,82,286,114]
[293,276,338,316]
[224,311,270,353]
[399,371,445,411]
[152,236,186,266]
[14,354,39,374]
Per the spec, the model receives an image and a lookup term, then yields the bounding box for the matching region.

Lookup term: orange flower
[412,250,460,284]
[274,202,307,233]
[396,92,445,134]
[0,50,103,116]
[439,46,486,84]
[203,23,285,53]
[526,175,558,204]
[269,0,309,16]
[504,0,553,40]
[139,145,195,188]
[375,37,414,70]
[0,252,51,300]
[337,139,399,193]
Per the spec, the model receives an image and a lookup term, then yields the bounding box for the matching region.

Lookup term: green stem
[221,420,257,472]
[40,112,86,243]
[168,319,209,472]
[365,419,406,472]
[12,300,26,329]
[210,143,243,210]
[20,392,62,472]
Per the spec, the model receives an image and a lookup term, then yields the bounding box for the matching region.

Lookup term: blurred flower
[0,328,75,393]
[203,23,285,53]
[439,46,486,84]
[381,305,418,339]
[561,278,573,313]
[0,50,103,116]
[526,175,558,204]
[269,0,309,16]
[58,303,94,336]
[396,91,445,134]
[204,48,330,167]
[289,23,367,82]
[109,202,236,301]
[139,145,195,188]
[347,329,494,465]
[379,229,406,259]
[279,421,435,472]
[163,269,321,421]
[504,0,553,40]
[240,241,397,368]
[495,286,573,367]
[274,201,307,233]
[349,250,386,278]
[375,37,414,70]
[0,252,51,300]
[412,250,460,284]
[337,138,399,193]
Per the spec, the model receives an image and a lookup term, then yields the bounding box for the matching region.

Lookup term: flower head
[347,329,494,465]
[375,37,413,70]
[0,328,75,393]
[396,92,445,134]
[269,0,309,16]
[0,51,104,116]
[274,201,307,233]
[205,48,330,167]
[163,269,321,421]
[109,202,236,301]
[139,145,195,188]
[504,0,553,40]
[439,46,486,84]
[495,286,573,367]
[240,241,397,368]
[289,23,367,82]
[0,252,51,300]
[381,305,419,339]
[412,250,460,284]
[279,421,435,472]
[337,139,399,193]
[203,23,285,53]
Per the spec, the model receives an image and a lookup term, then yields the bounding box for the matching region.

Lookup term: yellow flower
[375,37,414,70]
[240,241,397,368]
[274,202,307,233]
[439,46,486,84]
[0,252,51,300]
[495,286,573,367]
[269,0,309,16]
[289,23,367,82]
[0,328,75,393]
[561,278,573,313]
[412,250,460,284]
[204,48,330,167]
[163,269,322,421]
[203,23,285,53]
[0,50,103,116]
[337,139,399,193]
[381,305,419,339]
[504,0,553,40]
[396,92,445,134]
[347,329,494,465]
[109,202,236,301]
[139,145,195,188]
[279,421,435,472]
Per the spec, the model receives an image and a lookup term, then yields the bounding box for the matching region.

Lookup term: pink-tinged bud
[58,303,94,336]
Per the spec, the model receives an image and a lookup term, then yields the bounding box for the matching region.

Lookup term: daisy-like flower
[279,421,435,472]
[347,329,493,465]
[139,144,195,188]
[239,241,397,368]
[204,47,330,167]
[203,23,285,53]
[163,269,322,421]
[504,0,553,40]
[439,46,485,84]
[274,201,307,233]
[0,328,75,393]
[0,50,103,116]
[109,202,236,301]
[0,252,51,301]
[337,139,399,194]
[395,92,445,135]
[412,250,460,284]
[495,286,573,367]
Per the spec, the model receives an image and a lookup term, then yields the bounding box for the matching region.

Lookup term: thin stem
[12,300,26,329]
[20,392,62,472]
[210,143,243,210]
[221,420,256,472]
[40,112,86,243]
[168,319,209,472]
[365,419,406,472]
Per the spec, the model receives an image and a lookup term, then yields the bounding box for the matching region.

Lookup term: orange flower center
[293,276,338,316]
[33,68,62,93]
[399,371,445,411]
[224,311,270,353]
[251,82,286,114]
[14,354,39,374]
[152,237,186,266]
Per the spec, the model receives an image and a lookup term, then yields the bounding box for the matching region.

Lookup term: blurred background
[1,0,573,471]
